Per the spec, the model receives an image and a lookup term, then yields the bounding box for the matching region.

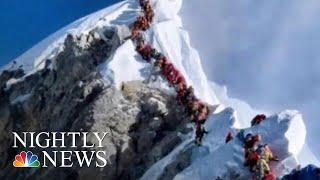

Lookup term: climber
[131,26,142,39]
[162,61,174,79]
[144,4,154,22]
[196,103,209,124]
[195,122,208,146]
[154,56,165,69]
[185,86,197,102]
[256,144,279,163]
[173,72,186,87]
[134,15,150,31]
[187,100,198,121]
[167,68,179,85]
[139,0,150,8]
[244,134,261,150]
[251,114,267,126]
[176,84,187,104]
[245,148,260,172]
[225,131,234,143]
[136,40,153,62]
[151,48,162,60]
[263,171,276,180]
[253,158,271,180]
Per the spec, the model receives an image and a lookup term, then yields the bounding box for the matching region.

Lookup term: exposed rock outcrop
[0,25,190,180]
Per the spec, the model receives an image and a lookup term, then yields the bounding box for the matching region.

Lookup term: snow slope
[174,109,305,179]
[0,0,136,73]
[0,0,317,178]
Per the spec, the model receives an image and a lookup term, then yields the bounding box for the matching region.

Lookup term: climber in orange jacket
[251,114,267,126]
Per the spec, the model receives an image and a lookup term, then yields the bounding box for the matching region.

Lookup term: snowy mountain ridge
[0,0,317,179]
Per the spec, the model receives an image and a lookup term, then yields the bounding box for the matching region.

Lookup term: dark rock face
[158,146,193,180]
[0,25,190,180]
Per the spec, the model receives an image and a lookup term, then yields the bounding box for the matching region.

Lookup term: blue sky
[0,0,121,66]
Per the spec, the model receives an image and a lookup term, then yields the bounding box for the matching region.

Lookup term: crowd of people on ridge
[225,115,278,180]
[132,0,211,146]
[130,1,320,180]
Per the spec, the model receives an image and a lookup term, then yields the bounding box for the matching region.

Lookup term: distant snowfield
[1,0,319,175]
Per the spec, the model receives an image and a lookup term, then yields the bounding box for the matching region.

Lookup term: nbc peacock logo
[13,151,40,168]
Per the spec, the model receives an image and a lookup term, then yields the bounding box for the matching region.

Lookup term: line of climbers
[132,0,211,146]
[225,114,278,180]
[131,2,318,180]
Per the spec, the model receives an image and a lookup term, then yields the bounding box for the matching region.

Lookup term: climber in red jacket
[134,15,150,31]
[136,40,153,62]
[176,82,187,104]
[251,114,267,126]
[225,131,234,143]
[263,171,276,180]
[162,62,174,78]
[131,26,142,40]
[245,148,260,172]
[245,134,262,150]
[173,71,186,86]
